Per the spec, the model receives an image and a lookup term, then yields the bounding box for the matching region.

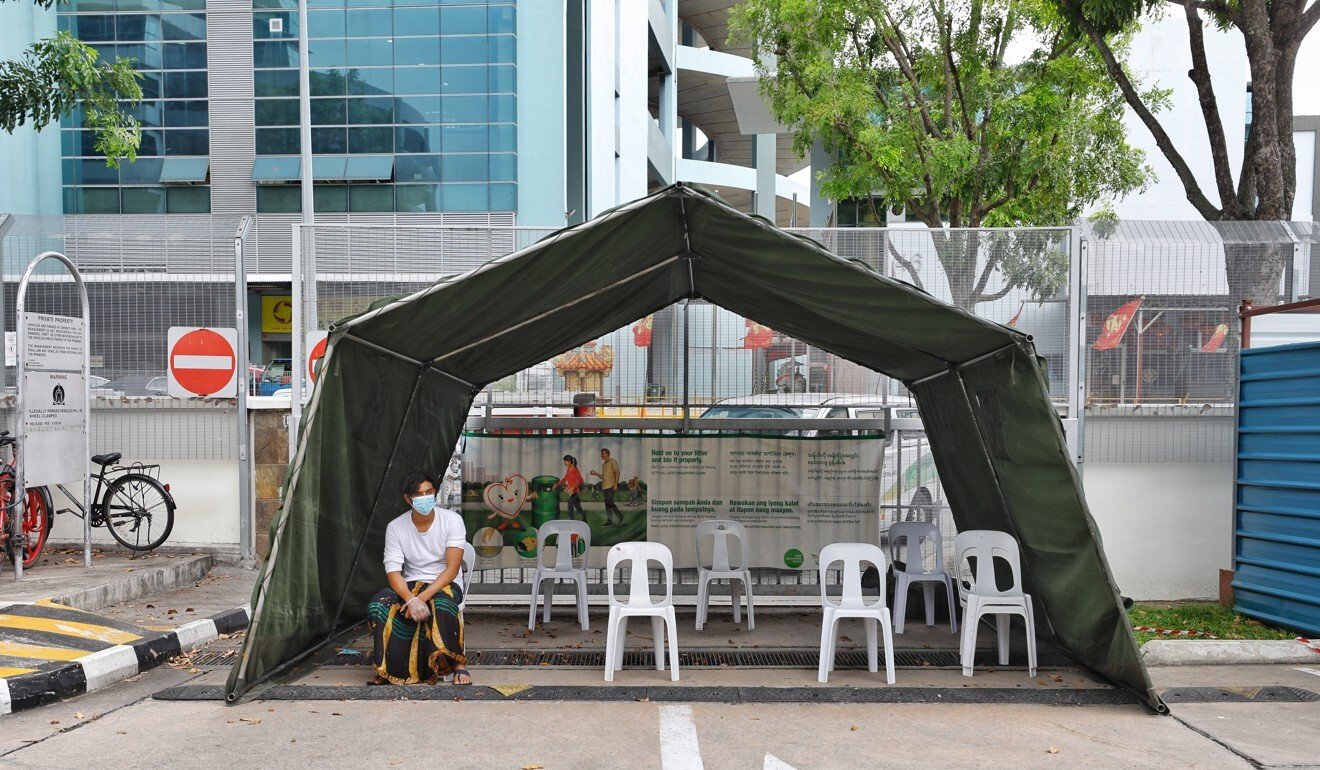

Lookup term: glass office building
[57,0,212,214]
[250,0,516,213]
[51,0,516,216]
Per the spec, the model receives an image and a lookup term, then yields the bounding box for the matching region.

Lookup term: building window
[253,0,518,214]
[58,0,211,214]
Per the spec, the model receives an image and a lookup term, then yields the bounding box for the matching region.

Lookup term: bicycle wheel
[102,473,175,552]
[19,487,51,569]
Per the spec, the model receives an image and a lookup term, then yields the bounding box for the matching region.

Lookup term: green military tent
[227,183,1162,711]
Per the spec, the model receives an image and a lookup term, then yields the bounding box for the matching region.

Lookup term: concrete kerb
[9,553,216,612]
[0,604,251,716]
[1142,638,1320,666]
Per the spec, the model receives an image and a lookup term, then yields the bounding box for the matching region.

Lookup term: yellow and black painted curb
[0,601,250,715]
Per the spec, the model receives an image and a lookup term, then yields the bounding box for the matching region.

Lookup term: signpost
[167,327,239,398]
[14,252,91,576]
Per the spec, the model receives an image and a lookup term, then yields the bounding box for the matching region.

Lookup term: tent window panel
[973,388,1011,461]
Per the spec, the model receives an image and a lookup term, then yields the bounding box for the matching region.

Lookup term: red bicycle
[0,431,54,571]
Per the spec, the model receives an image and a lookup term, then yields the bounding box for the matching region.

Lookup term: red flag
[1094,297,1143,350]
[632,315,653,348]
[1006,301,1025,328]
[743,319,773,349]
[1200,323,1229,352]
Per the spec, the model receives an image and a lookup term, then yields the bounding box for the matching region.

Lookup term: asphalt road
[3,653,1319,769]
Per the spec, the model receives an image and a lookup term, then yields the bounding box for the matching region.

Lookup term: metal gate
[1234,338,1320,635]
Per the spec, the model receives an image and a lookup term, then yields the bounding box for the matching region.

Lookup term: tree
[731,0,1151,310]
[1050,0,1320,304]
[0,1,142,166]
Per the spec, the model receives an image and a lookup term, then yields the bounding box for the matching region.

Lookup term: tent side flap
[228,337,442,695]
[958,346,1161,712]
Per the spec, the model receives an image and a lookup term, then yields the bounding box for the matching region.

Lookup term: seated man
[367,470,471,686]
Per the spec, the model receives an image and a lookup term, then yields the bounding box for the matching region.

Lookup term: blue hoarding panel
[1235,340,1320,636]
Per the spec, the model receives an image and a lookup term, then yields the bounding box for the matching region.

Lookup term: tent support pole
[682,299,691,432]
[426,365,477,391]
[432,254,685,365]
[679,198,691,253]
[343,332,424,365]
[956,343,1019,371]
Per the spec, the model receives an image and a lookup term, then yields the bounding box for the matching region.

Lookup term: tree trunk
[1221,238,1288,306]
[932,230,983,309]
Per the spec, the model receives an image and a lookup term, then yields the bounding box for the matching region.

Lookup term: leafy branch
[0,31,142,166]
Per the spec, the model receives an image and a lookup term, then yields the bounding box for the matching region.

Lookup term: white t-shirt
[382,508,467,583]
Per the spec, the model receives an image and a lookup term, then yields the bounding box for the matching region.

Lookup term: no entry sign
[168,326,239,398]
[307,331,329,383]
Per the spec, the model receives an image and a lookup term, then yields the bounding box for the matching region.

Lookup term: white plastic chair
[953,530,1037,677]
[888,521,958,635]
[528,520,591,631]
[695,519,754,630]
[459,541,476,610]
[604,542,679,682]
[817,543,896,684]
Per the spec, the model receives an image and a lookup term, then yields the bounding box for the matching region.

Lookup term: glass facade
[252,0,517,213]
[57,0,211,214]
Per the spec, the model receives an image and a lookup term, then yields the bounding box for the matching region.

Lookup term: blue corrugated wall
[1235,341,1320,636]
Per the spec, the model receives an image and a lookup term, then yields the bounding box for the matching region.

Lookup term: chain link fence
[1,214,243,463]
[1079,219,1317,463]
[3,208,1313,560]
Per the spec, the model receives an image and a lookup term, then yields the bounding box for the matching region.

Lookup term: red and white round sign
[306,331,329,383]
[167,327,239,398]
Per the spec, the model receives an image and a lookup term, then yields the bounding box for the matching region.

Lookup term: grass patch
[1127,602,1295,644]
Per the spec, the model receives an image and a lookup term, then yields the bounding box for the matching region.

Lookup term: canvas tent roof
[227,183,1161,711]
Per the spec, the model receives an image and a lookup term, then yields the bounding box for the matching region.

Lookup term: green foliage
[0,30,142,167]
[731,0,1153,307]
[1128,602,1295,644]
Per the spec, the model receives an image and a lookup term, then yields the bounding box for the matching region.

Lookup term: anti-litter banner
[459,434,886,571]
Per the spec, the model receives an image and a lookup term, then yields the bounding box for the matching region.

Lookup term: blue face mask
[410,494,437,515]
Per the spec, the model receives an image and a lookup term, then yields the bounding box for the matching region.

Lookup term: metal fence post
[0,214,13,393]
[290,224,303,463]
[235,216,255,565]
[1069,230,1087,463]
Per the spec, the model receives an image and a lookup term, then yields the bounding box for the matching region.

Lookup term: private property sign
[168,327,239,398]
[19,312,87,487]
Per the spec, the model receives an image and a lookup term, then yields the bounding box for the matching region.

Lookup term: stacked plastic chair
[694,519,755,630]
[953,530,1037,677]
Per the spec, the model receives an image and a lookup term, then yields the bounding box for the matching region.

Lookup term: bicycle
[0,431,54,570]
[53,452,178,553]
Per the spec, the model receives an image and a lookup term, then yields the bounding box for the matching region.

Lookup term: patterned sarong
[367,581,465,684]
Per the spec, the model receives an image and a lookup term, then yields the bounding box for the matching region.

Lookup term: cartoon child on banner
[482,474,528,531]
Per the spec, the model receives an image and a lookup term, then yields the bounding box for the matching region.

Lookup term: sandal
[367,674,388,685]
[452,668,473,686]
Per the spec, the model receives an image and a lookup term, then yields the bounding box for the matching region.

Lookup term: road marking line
[173,355,233,369]
[0,613,141,645]
[0,666,36,677]
[1295,667,1320,678]
[658,704,704,770]
[764,754,798,770]
[0,640,86,661]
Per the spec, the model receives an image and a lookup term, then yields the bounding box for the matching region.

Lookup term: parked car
[699,393,919,436]
[102,374,170,397]
[257,358,292,396]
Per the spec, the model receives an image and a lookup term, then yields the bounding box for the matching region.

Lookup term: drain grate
[306,647,1073,670]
